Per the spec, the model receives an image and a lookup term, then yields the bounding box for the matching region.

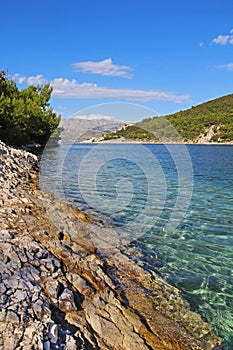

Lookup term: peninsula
[101,94,233,144]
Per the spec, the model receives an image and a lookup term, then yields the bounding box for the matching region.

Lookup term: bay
[40,143,233,347]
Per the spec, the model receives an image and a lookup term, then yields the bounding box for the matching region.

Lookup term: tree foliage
[103,94,233,143]
[0,71,60,145]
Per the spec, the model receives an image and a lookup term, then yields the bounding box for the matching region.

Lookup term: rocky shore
[0,141,223,350]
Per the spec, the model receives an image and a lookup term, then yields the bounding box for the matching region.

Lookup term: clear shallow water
[40,143,233,347]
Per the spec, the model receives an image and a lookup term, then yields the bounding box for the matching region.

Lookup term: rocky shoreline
[0,141,223,350]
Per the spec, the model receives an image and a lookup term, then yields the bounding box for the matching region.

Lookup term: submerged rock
[0,140,223,349]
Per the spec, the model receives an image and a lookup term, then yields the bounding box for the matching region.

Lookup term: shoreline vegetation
[0,140,224,349]
[0,72,61,148]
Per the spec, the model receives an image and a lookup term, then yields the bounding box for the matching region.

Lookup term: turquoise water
[40,143,233,347]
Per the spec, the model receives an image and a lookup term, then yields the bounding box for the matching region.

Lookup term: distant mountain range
[59,118,125,143]
[101,94,233,143]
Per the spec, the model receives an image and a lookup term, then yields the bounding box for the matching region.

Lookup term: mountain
[59,118,125,143]
[102,94,233,143]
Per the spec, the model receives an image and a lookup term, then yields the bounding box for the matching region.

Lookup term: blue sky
[1,0,233,121]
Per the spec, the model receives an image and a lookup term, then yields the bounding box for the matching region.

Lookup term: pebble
[21,198,29,204]
[49,324,58,343]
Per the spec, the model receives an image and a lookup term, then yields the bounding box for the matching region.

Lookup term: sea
[40,143,233,348]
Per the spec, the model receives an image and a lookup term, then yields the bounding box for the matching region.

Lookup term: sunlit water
[40,143,233,347]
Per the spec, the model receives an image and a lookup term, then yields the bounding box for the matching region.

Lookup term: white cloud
[27,74,47,85]
[74,114,114,120]
[72,58,133,78]
[13,74,47,85]
[12,73,26,84]
[212,34,230,45]
[51,77,189,103]
[13,73,190,103]
[215,63,233,71]
[18,76,26,84]
[211,29,233,45]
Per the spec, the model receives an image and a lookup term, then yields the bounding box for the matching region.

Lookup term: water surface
[40,143,233,347]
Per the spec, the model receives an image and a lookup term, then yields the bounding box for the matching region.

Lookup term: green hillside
[102,94,233,143]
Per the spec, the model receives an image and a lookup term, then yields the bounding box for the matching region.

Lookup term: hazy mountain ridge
[59,118,125,142]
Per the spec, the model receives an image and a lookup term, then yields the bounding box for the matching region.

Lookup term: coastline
[0,141,223,350]
[77,137,233,145]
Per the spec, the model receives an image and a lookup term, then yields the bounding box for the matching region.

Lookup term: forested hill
[102,94,233,143]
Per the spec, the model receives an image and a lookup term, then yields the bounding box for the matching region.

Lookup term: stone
[5,310,20,323]
[49,323,59,344]
[21,197,29,204]
[64,336,76,349]
[13,289,28,303]
[58,289,76,312]
[32,300,43,317]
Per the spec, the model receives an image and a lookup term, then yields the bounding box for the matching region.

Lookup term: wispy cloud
[74,114,114,120]
[211,29,233,45]
[51,77,189,103]
[199,41,206,48]
[13,74,190,103]
[72,58,133,78]
[215,63,233,71]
